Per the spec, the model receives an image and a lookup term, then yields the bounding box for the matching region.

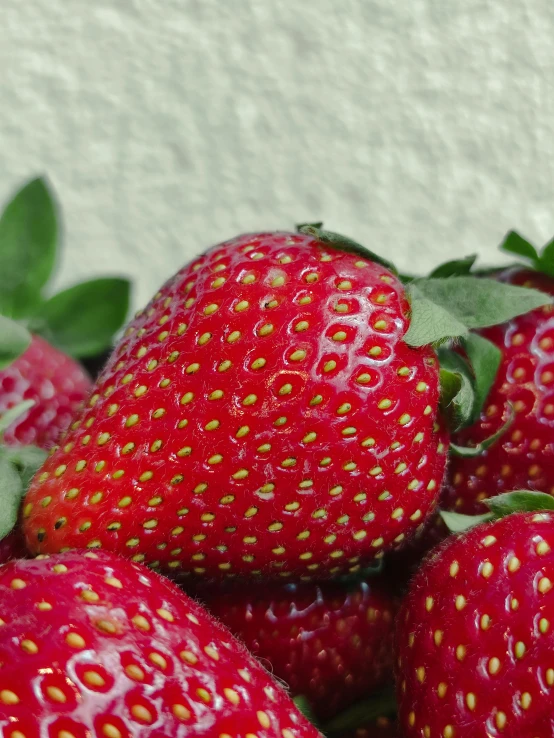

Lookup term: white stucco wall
[2,1,554,311]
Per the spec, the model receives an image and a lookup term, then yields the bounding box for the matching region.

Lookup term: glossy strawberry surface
[24,232,448,579]
[445,268,554,514]
[397,511,554,737]
[0,549,320,738]
[0,334,91,449]
[195,579,396,720]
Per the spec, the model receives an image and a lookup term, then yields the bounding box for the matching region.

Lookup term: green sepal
[0,316,32,370]
[296,224,398,275]
[405,276,551,347]
[462,333,502,423]
[486,490,554,517]
[29,277,131,358]
[441,490,554,534]
[321,686,397,735]
[0,177,58,318]
[449,404,514,458]
[5,445,48,490]
[499,230,539,264]
[429,254,477,278]
[440,510,494,533]
[438,350,475,431]
[0,452,23,541]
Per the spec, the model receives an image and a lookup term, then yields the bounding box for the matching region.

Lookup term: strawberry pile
[3,179,554,737]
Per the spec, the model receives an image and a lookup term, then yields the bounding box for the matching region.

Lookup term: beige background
[2,1,554,311]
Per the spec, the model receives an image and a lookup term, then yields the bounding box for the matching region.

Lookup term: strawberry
[194,579,396,721]
[23,229,451,579]
[445,266,554,515]
[0,334,91,449]
[396,498,554,738]
[0,548,321,738]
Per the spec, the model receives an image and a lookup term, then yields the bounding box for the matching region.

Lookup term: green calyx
[500,230,554,278]
[441,490,554,534]
[0,401,47,541]
[0,177,131,367]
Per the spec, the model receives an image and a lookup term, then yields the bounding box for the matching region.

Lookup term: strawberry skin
[24,232,448,579]
[195,579,396,720]
[0,529,27,563]
[0,549,320,738]
[0,334,91,449]
[445,268,554,514]
[397,510,554,737]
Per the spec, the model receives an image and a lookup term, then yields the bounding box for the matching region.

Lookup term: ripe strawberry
[445,266,554,515]
[0,334,91,449]
[23,230,449,579]
[195,579,396,720]
[0,549,321,738]
[396,508,554,737]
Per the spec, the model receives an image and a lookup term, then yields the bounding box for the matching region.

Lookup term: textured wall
[2,0,554,310]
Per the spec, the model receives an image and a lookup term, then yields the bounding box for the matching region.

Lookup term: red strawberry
[195,579,396,720]
[0,334,91,449]
[445,267,554,514]
[396,508,554,737]
[0,549,321,738]
[23,231,449,579]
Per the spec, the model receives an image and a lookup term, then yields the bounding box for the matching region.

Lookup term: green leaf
[0,316,31,369]
[463,334,502,423]
[31,278,131,358]
[485,490,554,517]
[296,222,323,230]
[322,686,397,734]
[538,237,554,278]
[440,510,493,533]
[429,254,477,278]
[405,277,551,348]
[296,225,398,275]
[5,444,47,490]
[499,230,539,263]
[0,399,35,434]
[0,177,58,318]
[449,404,514,457]
[439,367,475,431]
[404,284,468,347]
[0,453,23,540]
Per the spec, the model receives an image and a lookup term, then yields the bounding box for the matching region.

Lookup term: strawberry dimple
[24,233,448,579]
[397,511,554,738]
[0,550,320,737]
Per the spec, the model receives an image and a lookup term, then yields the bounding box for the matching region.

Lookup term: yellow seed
[466,692,476,710]
[224,687,240,705]
[437,682,447,698]
[243,394,257,405]
[416,666,425,682]
[279,383,293,395]
[21,639,39,654]
[521,692,532,709]
[515,641,526,658]
[205,419,219,431]
[488,657,501,674]
[251,357,266,370]
[196,688,211,703]
[227,331,241,343]
[455,595,466,611]
[481,562,494,578]
[378,399,392,410]
[537,541,551,555]
[46,686,67,702]
[323,360,337,372]
[332,330,347,341]
[495,712,507,730]
[539,577,553,594]
[480,614,491,630]
[11,578,26,590]
[258,323,274,336]
[508,556,521,572]
[456,645,466,661]
[290,349,306,361]
[257,711,271,728]
[398,413,411,425]
[434,630,443,646]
